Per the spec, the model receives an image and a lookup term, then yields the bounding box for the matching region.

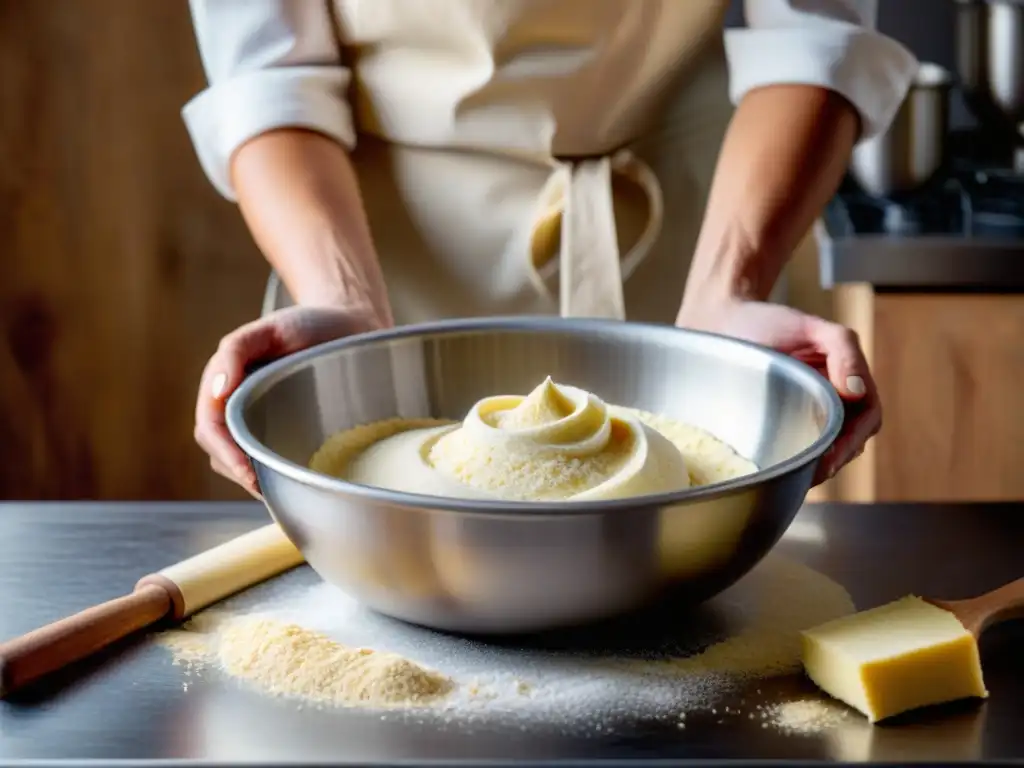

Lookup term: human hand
[677,300,880,485]
[195,305,388,496]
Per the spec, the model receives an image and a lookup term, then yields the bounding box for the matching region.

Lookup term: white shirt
[184,0,916,200]
[182,0,917,323]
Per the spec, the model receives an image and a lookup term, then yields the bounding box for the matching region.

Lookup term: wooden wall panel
[1,1,266,499]
[872,293,1024,502]
[814,287,1024,503]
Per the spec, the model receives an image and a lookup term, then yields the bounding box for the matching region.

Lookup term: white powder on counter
[761,699,851,735]
[158,553,854,731]
[215,616,451,708]
[622,555,855,679]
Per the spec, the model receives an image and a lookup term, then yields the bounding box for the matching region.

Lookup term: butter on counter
[801,595,988,723]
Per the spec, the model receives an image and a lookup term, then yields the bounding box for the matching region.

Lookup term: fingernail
[845,375,866,396]
[211,372,228,399]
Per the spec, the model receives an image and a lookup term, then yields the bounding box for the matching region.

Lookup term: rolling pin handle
[135,574,188,621]
[0,584,172,699]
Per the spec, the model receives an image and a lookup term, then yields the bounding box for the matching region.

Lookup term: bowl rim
[225,316,844,514]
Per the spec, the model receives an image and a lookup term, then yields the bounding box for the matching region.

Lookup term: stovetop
[824,128,1024,242]
[824,165,1024,240]
[816,132,1024,290]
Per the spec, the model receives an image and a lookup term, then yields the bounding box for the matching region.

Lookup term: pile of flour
[159,553,853,730]
[214,615,451,708]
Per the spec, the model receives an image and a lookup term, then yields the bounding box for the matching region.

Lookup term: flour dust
[157,552,854,735]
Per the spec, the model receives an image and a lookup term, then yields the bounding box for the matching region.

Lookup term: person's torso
[335,0,730,158]
[271,0,737,325]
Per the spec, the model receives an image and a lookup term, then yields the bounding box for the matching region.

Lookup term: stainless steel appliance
[850,63,954,197]
[956,0,1024,168]
[818,1,1024,289]
[818,136,1024,289]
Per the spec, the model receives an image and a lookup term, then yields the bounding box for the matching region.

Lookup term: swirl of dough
[341,378,690,501]
[424,377,690,501]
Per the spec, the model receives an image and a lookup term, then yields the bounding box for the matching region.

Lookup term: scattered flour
[625,555,855,679]
[157,553,854,735]
[761,699,850,735]
[160,628,212,664]
[216,616,451,708]
[159,613,450,709]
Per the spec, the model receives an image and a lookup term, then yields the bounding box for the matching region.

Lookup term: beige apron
[263,0,787,324]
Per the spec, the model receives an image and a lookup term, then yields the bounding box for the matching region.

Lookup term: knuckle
[216,334,240,357]
[834,325,859,348]
[194,423,220,454]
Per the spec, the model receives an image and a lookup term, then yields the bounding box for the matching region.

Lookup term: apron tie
[525,149,664,320]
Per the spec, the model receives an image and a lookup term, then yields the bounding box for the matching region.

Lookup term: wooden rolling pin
[0,523,304,698]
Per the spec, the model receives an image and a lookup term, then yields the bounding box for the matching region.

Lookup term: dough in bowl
[309,377,756,500]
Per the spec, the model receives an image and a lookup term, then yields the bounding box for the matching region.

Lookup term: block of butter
[801,595,989,723]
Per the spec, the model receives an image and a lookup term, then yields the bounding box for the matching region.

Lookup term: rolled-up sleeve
[183,0,356,200]
[725,0,919,141]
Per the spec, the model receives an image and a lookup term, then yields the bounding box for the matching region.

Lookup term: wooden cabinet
[810,285,1024,502]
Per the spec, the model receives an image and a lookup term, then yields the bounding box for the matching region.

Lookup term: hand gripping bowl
[225,317,843,635]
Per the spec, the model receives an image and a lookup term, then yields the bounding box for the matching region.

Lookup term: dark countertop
[0,501,1021,765]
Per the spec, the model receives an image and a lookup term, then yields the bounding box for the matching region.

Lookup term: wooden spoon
[928,576,1024,636]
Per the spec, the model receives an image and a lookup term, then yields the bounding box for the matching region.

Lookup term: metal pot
[849,63,954,198]
[955,0,1024,135]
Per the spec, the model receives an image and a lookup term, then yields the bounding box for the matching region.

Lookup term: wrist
[681,272,758,309]
[676,294,742,331]
[283,237,392,324]
[679,256,763,330]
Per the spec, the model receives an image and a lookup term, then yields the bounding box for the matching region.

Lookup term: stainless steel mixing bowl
[226,317,842,635]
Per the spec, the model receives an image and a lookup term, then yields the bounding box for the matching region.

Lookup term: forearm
[230,129,392,322]
[681,85,859,311]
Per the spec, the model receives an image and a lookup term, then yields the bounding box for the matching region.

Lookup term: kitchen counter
[813,167,1024,291]
[814,219,1024,291]
[0,501,1021,765]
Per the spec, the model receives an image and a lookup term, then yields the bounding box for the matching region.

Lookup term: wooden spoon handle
[0,584,171,698]
[974,577,1024,631]
[943,577,1024,636]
